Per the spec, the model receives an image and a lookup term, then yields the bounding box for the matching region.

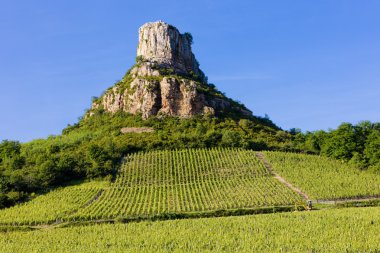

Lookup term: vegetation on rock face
[183,32,193,45]
[91,57,251,120]
[1,207,379,252]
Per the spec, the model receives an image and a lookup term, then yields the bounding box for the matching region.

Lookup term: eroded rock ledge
[89,21,252,119]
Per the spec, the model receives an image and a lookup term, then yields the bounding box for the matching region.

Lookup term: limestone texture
[90,21,252,119]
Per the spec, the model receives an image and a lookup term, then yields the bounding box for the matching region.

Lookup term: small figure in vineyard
[307,200,312,210]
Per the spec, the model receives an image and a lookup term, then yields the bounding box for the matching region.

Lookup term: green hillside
[0,148,304,225]
[1,148,380,252]
[1,207,379,252]
[2,149,380,227]
[0,113,291,209]
[2,110,380,211]
[263,151,380,200]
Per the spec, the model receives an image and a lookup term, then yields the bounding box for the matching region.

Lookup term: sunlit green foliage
[292,121,380,170]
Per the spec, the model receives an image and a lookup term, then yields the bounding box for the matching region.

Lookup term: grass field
[263,151,380,200]
[0,207,379,252]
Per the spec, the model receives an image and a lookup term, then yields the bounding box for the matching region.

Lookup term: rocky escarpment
[137,21,206,82]
[89,21,252,119]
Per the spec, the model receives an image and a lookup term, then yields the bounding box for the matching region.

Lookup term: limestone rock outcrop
[137,21,205,82]
[90,21,252,119]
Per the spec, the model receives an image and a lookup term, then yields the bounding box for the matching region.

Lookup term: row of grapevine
[0,149,312,225]
[0,181,108,225]
[263,151,380,199]
[1,207,379,252]
[71,148,303,220]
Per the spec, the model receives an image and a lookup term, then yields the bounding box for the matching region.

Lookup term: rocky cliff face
[90,21,252,119]
[137,21,205,82]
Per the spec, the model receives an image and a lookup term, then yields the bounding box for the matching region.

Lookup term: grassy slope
[263,151,380,199]
[1,207,379,252]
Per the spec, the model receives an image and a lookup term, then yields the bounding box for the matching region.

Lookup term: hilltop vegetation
[1,207,379,252]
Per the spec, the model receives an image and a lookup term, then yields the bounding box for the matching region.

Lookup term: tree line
[291,121,380,172]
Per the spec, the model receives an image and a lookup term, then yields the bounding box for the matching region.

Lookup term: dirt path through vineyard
[256,152,309,200]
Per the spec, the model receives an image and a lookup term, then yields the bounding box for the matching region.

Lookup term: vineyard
[71,148,303,220]
[1,206,379,252]
[0,149,379,251]
[0,181,107,225]
[3,149,379,227]
[0,148,304,225]
[263,151,380,200]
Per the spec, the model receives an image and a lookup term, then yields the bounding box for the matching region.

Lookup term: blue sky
[1,0,379,142]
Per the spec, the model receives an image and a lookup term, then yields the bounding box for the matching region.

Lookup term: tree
[87,144,114,178]
[0,140,24,171]
[0,193,12,209]
[221,131,242,147]
[0,140,21,158]
[364,129,380,167]
[321,123,358,161]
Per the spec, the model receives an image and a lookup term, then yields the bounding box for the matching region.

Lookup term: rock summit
[90,21,252,119]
